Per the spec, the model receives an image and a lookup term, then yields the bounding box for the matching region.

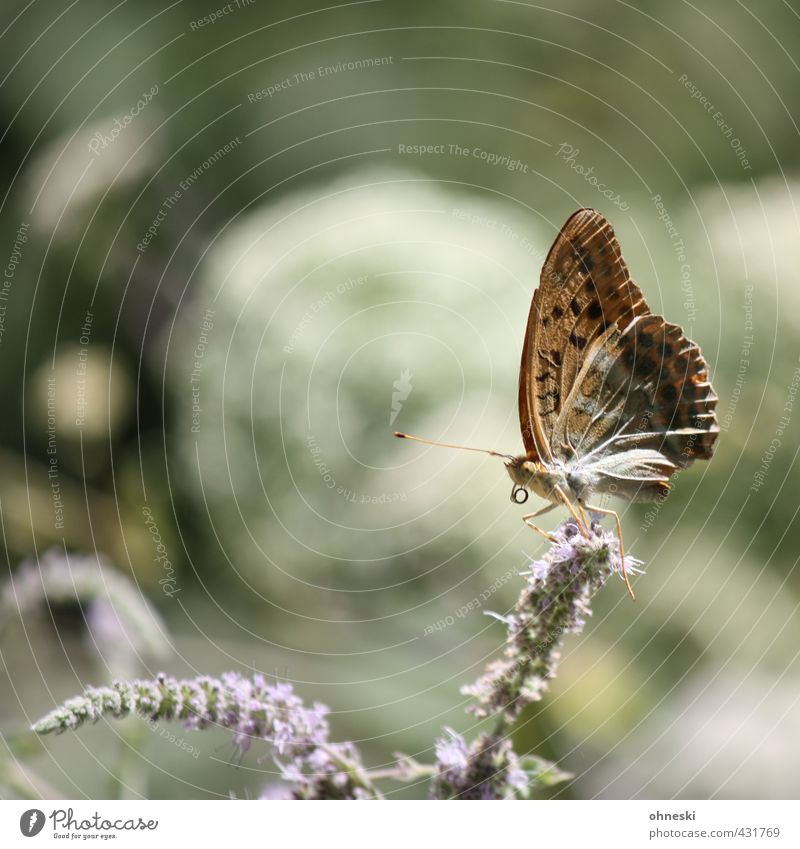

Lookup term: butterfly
[396,208,719,598]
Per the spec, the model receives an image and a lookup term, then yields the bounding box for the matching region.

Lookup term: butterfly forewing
[519,209,650,461]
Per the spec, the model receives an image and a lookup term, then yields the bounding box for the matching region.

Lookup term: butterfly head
[505,455,542,504]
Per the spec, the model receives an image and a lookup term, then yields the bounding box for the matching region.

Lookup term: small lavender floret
[463,519,641,722]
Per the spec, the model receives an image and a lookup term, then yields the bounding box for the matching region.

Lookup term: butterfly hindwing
[554,314,719,485]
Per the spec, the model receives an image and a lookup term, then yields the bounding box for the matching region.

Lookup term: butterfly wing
[552,313,719,499]
[519,209,650,461]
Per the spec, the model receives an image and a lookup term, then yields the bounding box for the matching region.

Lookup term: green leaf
[520,755,573,788]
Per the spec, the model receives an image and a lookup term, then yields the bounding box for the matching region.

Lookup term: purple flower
[29,524,609,800]
[463,519,642,723]
[32,672,377,800]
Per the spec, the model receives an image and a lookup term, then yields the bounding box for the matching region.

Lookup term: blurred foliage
[1,0,799,800]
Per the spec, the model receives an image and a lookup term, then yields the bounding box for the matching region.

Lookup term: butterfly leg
[553,485,590,537]
[584,503,635,601]
[522,503,558,542]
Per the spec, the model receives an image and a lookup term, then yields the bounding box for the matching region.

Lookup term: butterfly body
[506,449,676,506]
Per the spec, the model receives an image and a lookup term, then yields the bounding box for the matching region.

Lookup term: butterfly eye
[511,485,529,504]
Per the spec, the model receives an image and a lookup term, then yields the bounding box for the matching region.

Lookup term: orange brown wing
[519,209,650,462]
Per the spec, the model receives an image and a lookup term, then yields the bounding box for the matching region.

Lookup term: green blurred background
[0,0,798,800]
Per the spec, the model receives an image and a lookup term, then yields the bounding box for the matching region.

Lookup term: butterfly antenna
[393,432,515,461]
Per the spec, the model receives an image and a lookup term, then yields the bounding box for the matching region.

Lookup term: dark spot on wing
[639,331,654,349]
[636,356,657,377]
[551,349,562,366]
[661,383,678,402]
[552,305,564,319]
[569,331,587,349]
[570,298,581,316]
[577,249,595,273]
[587,300,603,319]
